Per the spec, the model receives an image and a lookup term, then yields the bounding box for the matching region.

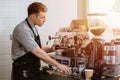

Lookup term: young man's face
[34,12,46,27]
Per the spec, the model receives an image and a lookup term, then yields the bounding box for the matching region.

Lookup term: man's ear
[31,14,36,20]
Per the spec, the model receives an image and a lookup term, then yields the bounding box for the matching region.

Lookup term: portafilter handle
[46,35,61,45]
[48,35,61,40]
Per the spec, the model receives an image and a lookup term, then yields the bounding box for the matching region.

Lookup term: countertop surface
[40,70,119,80]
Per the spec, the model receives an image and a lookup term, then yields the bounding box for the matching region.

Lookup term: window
[88,0,120,28]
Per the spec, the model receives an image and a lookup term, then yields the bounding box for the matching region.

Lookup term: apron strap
[25,18,41,48]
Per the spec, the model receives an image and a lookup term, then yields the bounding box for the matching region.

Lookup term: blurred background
[0,0,120,80]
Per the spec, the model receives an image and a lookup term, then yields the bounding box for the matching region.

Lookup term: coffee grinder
[86,19,106,78]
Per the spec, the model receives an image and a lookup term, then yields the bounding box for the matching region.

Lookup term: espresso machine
[45,29,120,79]
[46,32,89,78]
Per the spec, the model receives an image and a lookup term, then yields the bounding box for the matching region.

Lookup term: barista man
[11,2,71,80]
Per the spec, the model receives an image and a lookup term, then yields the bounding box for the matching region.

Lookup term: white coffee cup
[84,69,94,80]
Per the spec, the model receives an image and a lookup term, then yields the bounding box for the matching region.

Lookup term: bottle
[109,41,116,64]
[103,41,116,64]
[103,42,110,64]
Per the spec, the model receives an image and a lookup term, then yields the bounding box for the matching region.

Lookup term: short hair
[27,2,47,16]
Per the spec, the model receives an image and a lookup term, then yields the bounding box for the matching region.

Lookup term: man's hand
[57,64,72,75]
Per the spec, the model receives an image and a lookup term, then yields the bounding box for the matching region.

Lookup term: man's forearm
[31,47,59,67]
[42,45,54,53]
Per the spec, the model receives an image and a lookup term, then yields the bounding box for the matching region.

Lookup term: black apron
[12,19,42,80]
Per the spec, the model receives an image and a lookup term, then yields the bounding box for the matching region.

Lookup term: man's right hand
[57,64,72,75]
